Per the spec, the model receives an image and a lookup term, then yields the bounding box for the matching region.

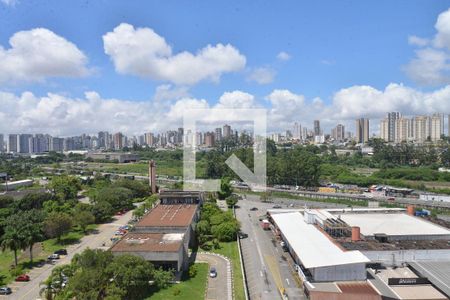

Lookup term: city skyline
[0,2,450,135]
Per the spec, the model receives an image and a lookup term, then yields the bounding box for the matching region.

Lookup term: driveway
[195,252,232,300]
[2,210,134,300]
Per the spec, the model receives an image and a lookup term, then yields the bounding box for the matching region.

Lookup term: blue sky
[1,0,450,135]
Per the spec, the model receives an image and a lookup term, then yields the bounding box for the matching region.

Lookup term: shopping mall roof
[339,213,450,237]
[271,212,370,269]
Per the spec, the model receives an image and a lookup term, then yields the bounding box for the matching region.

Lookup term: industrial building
[158,190,204,205]
[269,207,450,299]
[0,179,33,191]
[85,152,139,163]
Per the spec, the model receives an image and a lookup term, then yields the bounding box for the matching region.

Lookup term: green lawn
[42,224,97,254]
[147,263,208,300]
[206,241,246,300]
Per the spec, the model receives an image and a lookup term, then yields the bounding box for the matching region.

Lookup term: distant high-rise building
[331,124,345,141]
[204,132,215,147]
[313,120,321,136]
[414,115,430,143]
[7,134,19,153]
[113,132,124,150]
[49,137,64,152]
[177,127,184,144]
[18,134,32,153]
[394,118,410,143]
[430,113,443,142]
[380,119,389,141]
[215,128,222,142]
[98,131,110,149]
[223,124,231,138]
[0,134,4,152]
[387,112,400,142]
[293,122,302,140]
[355,118,369,143]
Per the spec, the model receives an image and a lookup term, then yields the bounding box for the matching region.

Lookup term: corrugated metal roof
[337,282,379,295]
[409,261,450,297]
[271,212,370,269]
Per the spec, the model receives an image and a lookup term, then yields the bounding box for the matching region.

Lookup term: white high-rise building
[394,118,410,143]
[331,124,345,142]
[430,113,443,142]
[293,122,302,140]
[8,134,19,153]
[414,115,431,143]
[380,119,389,141]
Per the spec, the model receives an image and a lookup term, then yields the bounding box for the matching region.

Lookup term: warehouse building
[271,212,370,282]
[85,152,139,163]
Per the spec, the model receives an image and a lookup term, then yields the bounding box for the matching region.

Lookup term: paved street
[236,196,306,300]
[2,210,134,300]
[196,253,232,300]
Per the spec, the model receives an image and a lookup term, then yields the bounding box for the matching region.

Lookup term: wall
[310,263,367,282]
[363,249,450,265]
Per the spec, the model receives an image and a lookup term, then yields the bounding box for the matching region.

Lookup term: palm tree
[22,210,45,263]
[1,225,24,266]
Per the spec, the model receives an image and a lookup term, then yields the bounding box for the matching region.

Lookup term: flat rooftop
[371,267,447,300]
[136,204,198,228]
[339,213,450,237]
[110,232,183,253]
[271,212,370,269]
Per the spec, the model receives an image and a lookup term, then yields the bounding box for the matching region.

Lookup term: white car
[209,267,217,278]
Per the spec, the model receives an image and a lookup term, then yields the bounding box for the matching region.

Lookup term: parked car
[250,207,258,211]
[209,267,217,278]
[114,230,125,236]
[238,232,248,239]
[15,274,30,282]
[0,287,11,295]
[272,205,282,209]
[48,253,60,260]
[54,249,67,255]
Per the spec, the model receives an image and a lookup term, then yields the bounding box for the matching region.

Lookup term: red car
[15,274,30,282]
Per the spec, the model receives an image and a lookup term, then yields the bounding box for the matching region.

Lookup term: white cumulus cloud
[0,28,90,85]
[277,51,291,61]
[103,23,246,85]
[247,67,276,84]
[405,8,450,86]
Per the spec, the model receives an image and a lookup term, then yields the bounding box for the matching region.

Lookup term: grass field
[206,241,245,300]
[147,263,208,300]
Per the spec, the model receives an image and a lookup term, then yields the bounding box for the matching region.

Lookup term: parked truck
[260,219,270,230]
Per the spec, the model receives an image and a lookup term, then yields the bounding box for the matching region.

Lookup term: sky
[0,0,450,136]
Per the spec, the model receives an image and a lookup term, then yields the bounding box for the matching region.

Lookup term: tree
[44,213,72,243]
[218,178,232,200]
[21,210,45,263]
[152,268,173,289]
[74,210,95,233]
[1,219,25,266]
[212,221,240,242]
[225,195,238,208]
[13,192,51,211]
[94,187,133,210]
[48,175,81,201]
[91,200,114,223]
[0,195,14,208]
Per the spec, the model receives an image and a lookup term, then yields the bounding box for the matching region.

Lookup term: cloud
[246,67,276,84]
[1,0,18,6]
[276,51,291,61]
[0,28,90,85]
[408,35,429,47]
[405,8,450,85]
[404,48,450,85]
[2,83,450,136]
[103,23,246,85]
[433,8,450,49]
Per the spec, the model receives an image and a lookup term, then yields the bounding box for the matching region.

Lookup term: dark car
[54,249,67,255]
[0,287,11,295]
[238,232,248,239]
[15,274,30,282]
[250,207,258,211]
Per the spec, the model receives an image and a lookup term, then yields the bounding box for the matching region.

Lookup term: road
[196,253,232,300]
[3,210,134,300]
[236,196,306,300]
